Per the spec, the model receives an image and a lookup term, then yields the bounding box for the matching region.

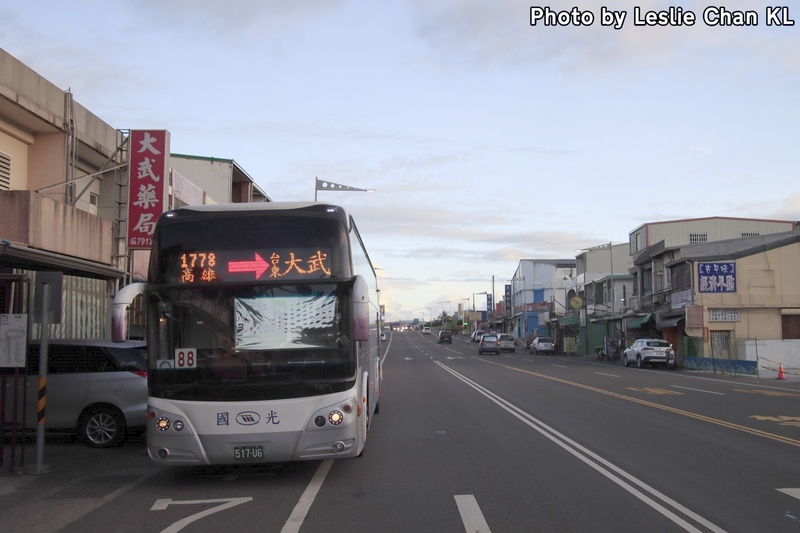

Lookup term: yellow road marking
[475,357,800,448]
[734,389,800,397]
[750,415,800,428]
[626,387,683,395]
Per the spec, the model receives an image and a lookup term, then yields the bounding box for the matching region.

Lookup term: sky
[2,1,799,322]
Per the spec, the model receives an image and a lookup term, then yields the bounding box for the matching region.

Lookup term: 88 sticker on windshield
[175,348,197,369]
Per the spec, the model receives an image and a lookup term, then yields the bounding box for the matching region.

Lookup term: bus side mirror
[352,275,370,342]
[112,283,146,342]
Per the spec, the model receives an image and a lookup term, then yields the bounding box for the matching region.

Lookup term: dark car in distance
[437,331,453,344]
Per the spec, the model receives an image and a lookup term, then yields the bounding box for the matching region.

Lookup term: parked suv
[471,330,486,343]
[529,336,556,355]
[623,338,676,369]
[437,331,453,344]
[2,339,148,448]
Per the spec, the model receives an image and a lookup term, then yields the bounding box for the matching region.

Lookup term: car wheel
[636,355,643,369]
[79,406,126,448]
[622,354,628,367]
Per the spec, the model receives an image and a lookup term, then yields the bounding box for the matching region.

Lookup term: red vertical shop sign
[127,130,170,250]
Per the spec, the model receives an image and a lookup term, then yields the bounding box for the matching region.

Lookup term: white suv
[623,339,676,369]
[529,337,556,355]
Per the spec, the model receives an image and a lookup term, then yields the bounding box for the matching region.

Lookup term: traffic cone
[776,362,786,380]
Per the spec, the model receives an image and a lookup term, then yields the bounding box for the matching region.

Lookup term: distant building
[509,258,577,346]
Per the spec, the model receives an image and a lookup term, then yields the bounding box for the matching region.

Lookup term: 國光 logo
[236,411,261,425]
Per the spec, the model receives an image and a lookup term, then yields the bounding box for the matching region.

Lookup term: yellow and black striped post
[37,376,47,426]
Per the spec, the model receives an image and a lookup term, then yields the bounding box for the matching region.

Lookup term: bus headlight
[307,400,356,430]
[156,417,170,431]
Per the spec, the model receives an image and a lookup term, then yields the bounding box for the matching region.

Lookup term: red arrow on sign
[228,253,269,279]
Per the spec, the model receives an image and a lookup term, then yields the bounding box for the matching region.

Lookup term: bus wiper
[270,371,332,392]
[160,379,231,397]
[337,334,351,350]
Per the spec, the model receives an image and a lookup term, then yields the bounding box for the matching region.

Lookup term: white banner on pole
[0,313,28,368]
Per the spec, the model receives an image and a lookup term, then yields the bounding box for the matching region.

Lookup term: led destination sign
[176,248,333,284]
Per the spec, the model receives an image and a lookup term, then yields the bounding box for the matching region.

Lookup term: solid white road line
[454,494,492,533]
[777,488,800,501]
[281,459,333,533]
[435,361,725,533]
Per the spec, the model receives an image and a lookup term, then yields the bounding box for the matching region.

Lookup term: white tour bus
[113,202,381,465]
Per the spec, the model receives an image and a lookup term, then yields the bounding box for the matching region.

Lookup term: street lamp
[472,291,487,312]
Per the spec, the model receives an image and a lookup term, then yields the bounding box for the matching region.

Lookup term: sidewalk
[0,436,154,532]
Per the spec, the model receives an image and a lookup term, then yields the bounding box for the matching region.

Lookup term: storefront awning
[0,240,125,280]
[656,315,684,329]
[627,313,652,329]
[558,314,580,327]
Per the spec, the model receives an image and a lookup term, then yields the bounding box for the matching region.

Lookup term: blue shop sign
[698,262,736,293]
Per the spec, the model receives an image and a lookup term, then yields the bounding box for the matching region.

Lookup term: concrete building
[629,232,800,376]
[561,243,633,357]
[625,218,799,365]
[509,258,576,347]
[0,48,269,339]
[551,217,799,363]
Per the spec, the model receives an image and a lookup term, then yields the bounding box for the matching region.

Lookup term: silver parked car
[498,334,516,352]
[529,336,556,355]
[3,339,148,447]
[623,338,676,369]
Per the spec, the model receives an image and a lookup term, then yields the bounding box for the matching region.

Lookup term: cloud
[688,144,713,154]
[123,0,349,38]
[735,194,800,223]
[408,0,800,81]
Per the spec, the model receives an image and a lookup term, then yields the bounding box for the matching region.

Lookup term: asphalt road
[2,330,800,532]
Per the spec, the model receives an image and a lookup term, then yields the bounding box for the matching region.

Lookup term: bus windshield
[235,287,340,350]
[148,282,356,402]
